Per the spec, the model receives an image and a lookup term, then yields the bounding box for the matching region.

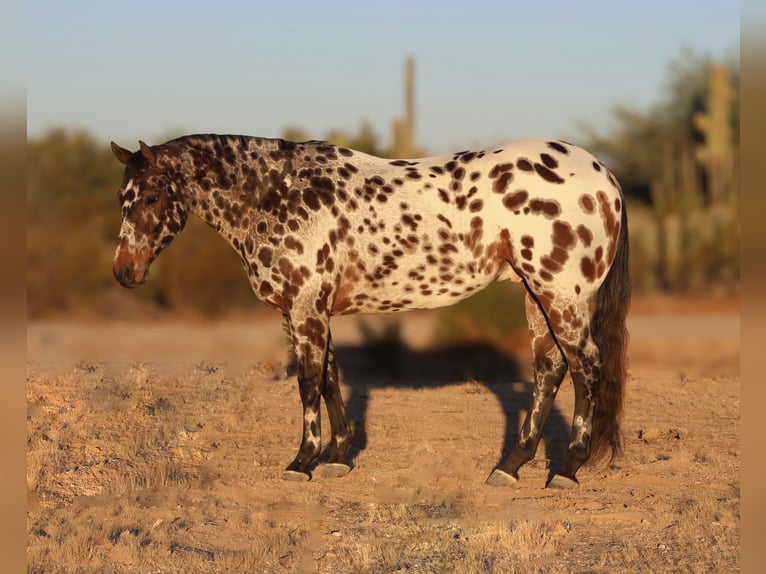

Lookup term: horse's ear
[139,141,157,166]
[111,141,133,165]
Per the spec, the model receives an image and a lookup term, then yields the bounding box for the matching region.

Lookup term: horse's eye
[144,194,159,206]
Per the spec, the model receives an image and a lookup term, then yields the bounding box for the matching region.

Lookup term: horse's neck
[173,135,292,240]
[168,136,294,258]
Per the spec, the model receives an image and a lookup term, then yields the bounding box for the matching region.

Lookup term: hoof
[282,469,311,482]
[322,463,352,478]
[546,474,579,489]
[485,469,519,488]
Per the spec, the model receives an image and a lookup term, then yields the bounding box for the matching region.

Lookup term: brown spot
[284,236,304,254]
[541,253,563,273]
[316,243,331,266]
[521,235,534,248]
[521,248,533,261]
[517,158,533,171]
[540,153,558,169]
[607,222,620,263]
[401,213,418,231]
[492,171,514,194]
[579,194,595,214]
[502,189,528,211]
[468,199,483,213]
[547,141,569,154]
[581,256,596,282]
[534,163,564,184]
[529,198,561,218]
[576,224,593,247]
[257,247,273,267]
[597,190,618,237]
[552,221,576,251]
[489,163,513,178]
[315,281,334,314]
[303,188,322,211]
[297,316,326,346]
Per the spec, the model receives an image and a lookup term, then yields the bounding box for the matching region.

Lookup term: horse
[111,133,630,488]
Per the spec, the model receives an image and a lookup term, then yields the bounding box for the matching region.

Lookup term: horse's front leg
[320,335,354,478]
[282,311,330,481]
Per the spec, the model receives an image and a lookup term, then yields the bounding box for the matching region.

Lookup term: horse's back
[314,139,622,314]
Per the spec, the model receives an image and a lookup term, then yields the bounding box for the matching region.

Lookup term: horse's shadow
[324,336,572,480]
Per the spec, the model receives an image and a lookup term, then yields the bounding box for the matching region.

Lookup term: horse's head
[111,141,188,288]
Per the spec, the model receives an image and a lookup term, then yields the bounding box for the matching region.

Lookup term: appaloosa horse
[111,134,630,488]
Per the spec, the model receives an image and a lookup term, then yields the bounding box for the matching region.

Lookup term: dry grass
[27,314,740,573]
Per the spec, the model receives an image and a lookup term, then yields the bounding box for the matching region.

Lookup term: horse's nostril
[113,264,135,288]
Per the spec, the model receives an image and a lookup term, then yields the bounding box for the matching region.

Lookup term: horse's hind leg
[320,334,353,478]
[486,292,568,487]
[546,310,601,489]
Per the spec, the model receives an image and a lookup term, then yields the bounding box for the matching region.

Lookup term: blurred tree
[281,126,311,143]
[28,128,123,225]
[27,130,129,316]
[580,48,739,204]
[283,121,386,157]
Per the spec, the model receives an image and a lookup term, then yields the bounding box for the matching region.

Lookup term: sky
[27,1,739,156]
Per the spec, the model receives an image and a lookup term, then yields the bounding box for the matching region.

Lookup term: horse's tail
[589,198,631,464]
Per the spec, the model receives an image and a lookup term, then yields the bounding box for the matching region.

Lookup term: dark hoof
[546,474,579,489]
[322,463,352,478]
[485,469,519,487]
[282,469,311,482]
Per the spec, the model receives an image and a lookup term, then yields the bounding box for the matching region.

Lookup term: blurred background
[27,1,740,342]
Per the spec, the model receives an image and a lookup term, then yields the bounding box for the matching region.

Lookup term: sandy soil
[27,296,739,572]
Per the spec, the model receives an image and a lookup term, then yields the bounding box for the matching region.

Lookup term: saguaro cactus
[391,56,417,158]
[646,63,739,290]
[693,64,737,205]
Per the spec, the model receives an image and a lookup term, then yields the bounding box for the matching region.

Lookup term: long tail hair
[589,199,631,463]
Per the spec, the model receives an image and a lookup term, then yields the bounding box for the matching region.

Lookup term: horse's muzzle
[113,239,151,288]
[113,263,144,288]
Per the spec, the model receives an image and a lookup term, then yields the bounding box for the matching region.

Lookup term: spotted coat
[111,134,630,488]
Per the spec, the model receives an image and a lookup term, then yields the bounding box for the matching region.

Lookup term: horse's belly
[333,255,519,315]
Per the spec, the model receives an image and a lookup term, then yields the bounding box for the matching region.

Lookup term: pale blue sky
[27,1,739,155]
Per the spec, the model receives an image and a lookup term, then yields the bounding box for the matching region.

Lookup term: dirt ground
[26,294,740,573]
